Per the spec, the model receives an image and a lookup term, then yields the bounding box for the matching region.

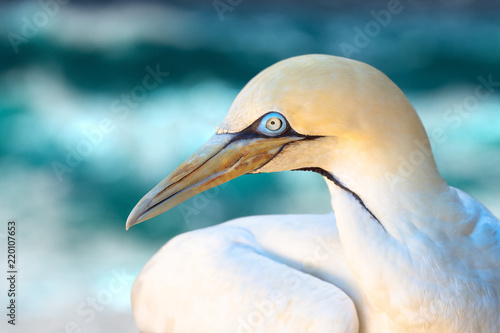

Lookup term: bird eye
[258,112,287,136]
[266,117,282,131]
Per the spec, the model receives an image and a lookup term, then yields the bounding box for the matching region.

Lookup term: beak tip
[126,211,144,230]
[125,217,135,231]
[126,192,160,230]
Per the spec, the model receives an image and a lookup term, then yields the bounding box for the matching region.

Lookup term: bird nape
[126,54,500,333]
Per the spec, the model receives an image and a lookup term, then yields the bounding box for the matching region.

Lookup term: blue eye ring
[257,112,287,136]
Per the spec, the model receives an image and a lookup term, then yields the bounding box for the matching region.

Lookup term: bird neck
[321,135,461,240]
[321,137,482,328]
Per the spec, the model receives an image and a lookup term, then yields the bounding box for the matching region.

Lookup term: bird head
[126,54,440,229]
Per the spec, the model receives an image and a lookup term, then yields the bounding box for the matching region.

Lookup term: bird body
[127,55,500,332]
[132,213,359,332]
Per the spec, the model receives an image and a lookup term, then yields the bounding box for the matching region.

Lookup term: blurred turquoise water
[0,2,499,332]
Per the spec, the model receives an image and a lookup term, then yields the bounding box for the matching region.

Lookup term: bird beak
[126,132,301,229]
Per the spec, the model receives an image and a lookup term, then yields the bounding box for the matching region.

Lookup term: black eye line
[227,111,322,145]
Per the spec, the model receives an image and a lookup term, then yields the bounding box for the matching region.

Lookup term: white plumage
[127,55,500,332]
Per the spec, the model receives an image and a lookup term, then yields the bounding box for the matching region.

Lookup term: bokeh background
[0,0,499,331]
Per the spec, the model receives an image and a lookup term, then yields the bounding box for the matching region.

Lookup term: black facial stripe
[149,118,319,215]
[228,111,322,144]
[154,113,320,209]
[293,167,386,232]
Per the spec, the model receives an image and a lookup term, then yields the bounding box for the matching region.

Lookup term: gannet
[126,54,500,333]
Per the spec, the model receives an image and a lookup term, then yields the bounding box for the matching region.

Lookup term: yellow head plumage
[127,54,443,229]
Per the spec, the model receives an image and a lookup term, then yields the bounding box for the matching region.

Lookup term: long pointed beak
[126,132,301,229]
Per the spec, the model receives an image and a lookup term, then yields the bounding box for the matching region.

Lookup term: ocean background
[0,0,499,331]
